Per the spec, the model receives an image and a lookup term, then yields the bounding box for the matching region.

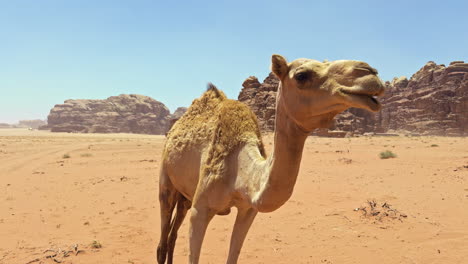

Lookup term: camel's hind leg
[157,169,178,264]
[167,194,191,264]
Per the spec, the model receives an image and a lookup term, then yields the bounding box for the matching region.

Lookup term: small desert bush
[379,150,397,159]
[81,153,93,157]
[62,154,71,159]
[91,240,102,248]
[430,144,439,147]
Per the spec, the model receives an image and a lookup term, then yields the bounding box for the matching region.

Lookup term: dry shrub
[379,150,396,159]
[355,200,407,222]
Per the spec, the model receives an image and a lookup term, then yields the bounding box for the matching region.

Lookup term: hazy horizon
[1,0,467,124]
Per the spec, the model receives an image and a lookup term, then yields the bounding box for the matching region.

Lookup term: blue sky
[1,0,467,123]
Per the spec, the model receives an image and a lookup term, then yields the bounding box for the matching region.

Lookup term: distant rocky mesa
[238,61,468,136]
[18,119,47,129]
[0,120,46,129]
[46,94,185,135]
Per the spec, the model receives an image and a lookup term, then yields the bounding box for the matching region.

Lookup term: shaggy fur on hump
[164,83,266,177]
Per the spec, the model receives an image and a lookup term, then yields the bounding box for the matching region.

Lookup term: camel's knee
[159,183,178,209]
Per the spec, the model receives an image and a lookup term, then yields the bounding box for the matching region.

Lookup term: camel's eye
[295,72,309,82]
[355,67,378,75]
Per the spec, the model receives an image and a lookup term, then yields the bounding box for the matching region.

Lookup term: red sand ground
[0,129,467,264]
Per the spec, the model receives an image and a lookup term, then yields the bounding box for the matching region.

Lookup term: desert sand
[0,128,467,264]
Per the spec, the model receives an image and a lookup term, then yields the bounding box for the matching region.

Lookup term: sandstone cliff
[238,61,468,136]
[47,94,171,134]
[238,73,279,131]
[374,61,468,136]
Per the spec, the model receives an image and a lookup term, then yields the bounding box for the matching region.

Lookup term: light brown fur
[157,55,385,264]
[166,85,265,178]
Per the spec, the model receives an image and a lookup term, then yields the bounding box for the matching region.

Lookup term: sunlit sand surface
[1,129,467,263]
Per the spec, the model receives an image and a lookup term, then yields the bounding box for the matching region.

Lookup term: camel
[157,54,385,264]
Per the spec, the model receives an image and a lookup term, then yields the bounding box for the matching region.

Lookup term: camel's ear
[271,54,288,80]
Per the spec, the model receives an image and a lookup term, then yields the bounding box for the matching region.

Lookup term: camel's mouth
[339,88,383,112]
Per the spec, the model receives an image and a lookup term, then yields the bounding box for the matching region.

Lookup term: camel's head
[271,54,385,131]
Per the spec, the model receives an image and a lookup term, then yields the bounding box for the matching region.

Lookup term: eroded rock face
[47,94,171,134]
[171,107,188,119]
[371,61,468,136]
[166,107,188,133]
[238,61,468,136]
[238,73,279,131]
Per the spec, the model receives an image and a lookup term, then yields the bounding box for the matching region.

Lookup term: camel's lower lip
[358,94,381,111]
[340,90,382,112]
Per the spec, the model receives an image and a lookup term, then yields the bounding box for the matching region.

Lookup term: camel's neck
[253,86,309,212]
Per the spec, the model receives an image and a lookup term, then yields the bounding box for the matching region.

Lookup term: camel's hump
[165,83,265,159]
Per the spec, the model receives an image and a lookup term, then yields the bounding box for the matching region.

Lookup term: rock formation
[171,107,187,120]
[44,60,467,136]
[238,73,279,131]
[47,94,171,134]
[18,120,47,129]
[166,107,188,133]
[0,120,46,129]
[373,61,468,136]
[238,61,468,136]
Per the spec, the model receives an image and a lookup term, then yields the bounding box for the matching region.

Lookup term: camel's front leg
[226,207,257,264]
[188,206,215,264]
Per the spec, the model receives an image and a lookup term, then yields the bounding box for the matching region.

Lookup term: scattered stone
[120,176,128,182]
[338,158,353,164]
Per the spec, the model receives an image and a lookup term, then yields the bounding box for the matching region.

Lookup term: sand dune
[0,129,467,263]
